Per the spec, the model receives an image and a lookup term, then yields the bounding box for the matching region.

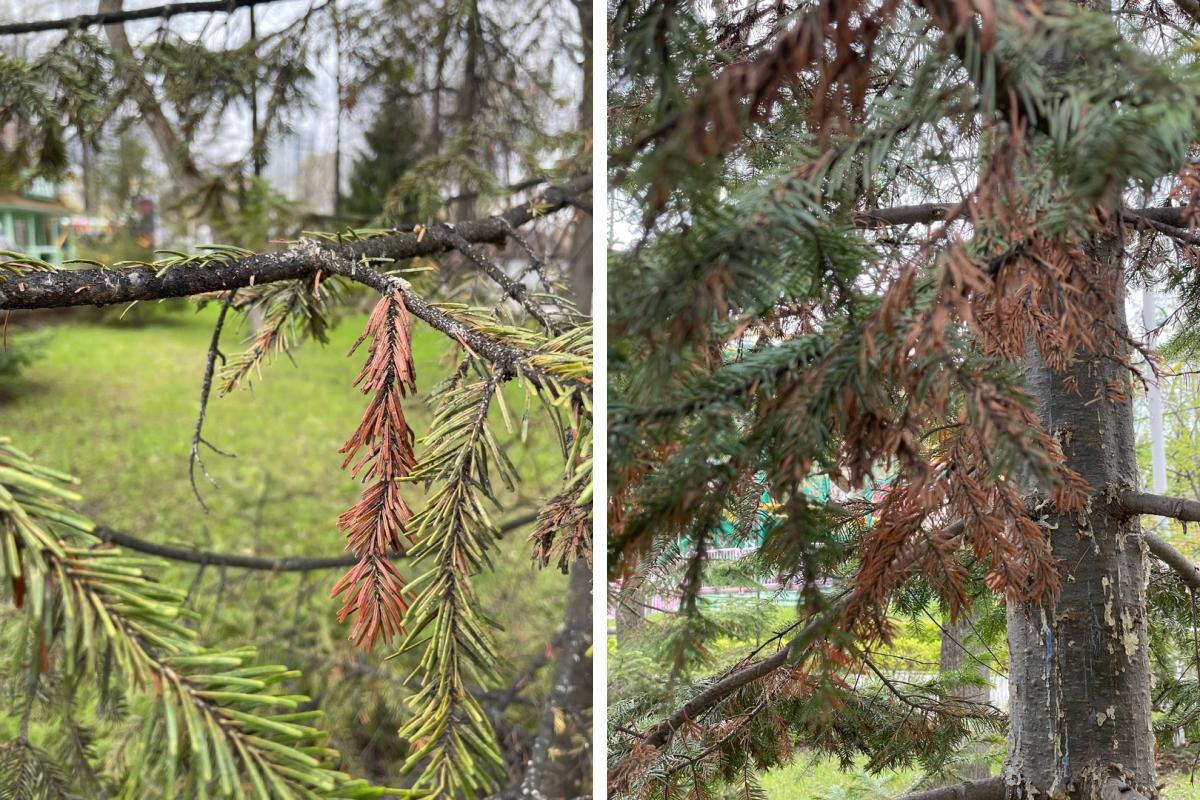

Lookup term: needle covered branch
[0,176,591,311]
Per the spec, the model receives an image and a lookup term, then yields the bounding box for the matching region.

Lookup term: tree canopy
[607,0,1200,798]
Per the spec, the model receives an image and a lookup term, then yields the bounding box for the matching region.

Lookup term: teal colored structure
[0,179,75,266]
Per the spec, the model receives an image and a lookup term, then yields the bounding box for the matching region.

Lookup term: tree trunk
[519,561,592,798]
[939,612,991,781]
[565,0,593,312]
[98,0,204,194]
[1005,225,1156,798]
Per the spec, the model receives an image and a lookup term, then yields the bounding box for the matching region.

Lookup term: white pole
[1143,289,1168,496]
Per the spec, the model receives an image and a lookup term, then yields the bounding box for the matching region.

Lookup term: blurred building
[0,177,75,266]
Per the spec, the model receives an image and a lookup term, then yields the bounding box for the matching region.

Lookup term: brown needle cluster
[332,290,418,650]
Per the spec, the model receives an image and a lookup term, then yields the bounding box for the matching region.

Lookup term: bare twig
[444,229,562,334]
[189,291,236,512]
[93,511,538,571]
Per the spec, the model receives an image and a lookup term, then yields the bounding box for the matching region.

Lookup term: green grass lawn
[0,306,573,780]
[2,305,563,554]
[758,754,1200,799]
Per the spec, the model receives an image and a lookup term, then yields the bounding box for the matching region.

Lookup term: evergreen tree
[608,1,1200,799]
[342,60,424,223]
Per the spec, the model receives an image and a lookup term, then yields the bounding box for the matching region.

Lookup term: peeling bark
[1005,225,1156,799]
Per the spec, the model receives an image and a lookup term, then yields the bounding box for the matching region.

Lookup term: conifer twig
[443,229,562,334]
[188,290,236,513]
[93,512,539,571]
[333,289,419,650]
[614,519,967,766]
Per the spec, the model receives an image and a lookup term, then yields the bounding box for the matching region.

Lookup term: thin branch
[444,229,562,333]
[853,203,955,228]
[663,699,767,777]
[319,247,582,394]
[0,0,285,35]
[853,203,1196,229]
[1121,489,1200,524]
[445,177,548,207]
[1171,0,1200,26]
[98,0,206,189]
[189,291,236,513]
[1145,532,1200,592]
[93,512,538,571]
[1130,215,1200,247]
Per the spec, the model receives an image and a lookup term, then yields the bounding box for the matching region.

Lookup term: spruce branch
[219,277,339,395]
[397,370,514,797]
[612,490,1200,783]
[530,472,592,573]
[610,519,967,778]
[0,437,405,797]
[0,177,591,313]
[442,230,563,335]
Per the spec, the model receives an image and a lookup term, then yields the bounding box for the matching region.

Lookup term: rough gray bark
[1006,224,1156,799]
[938,613,991,781]
[520,561,592,798]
